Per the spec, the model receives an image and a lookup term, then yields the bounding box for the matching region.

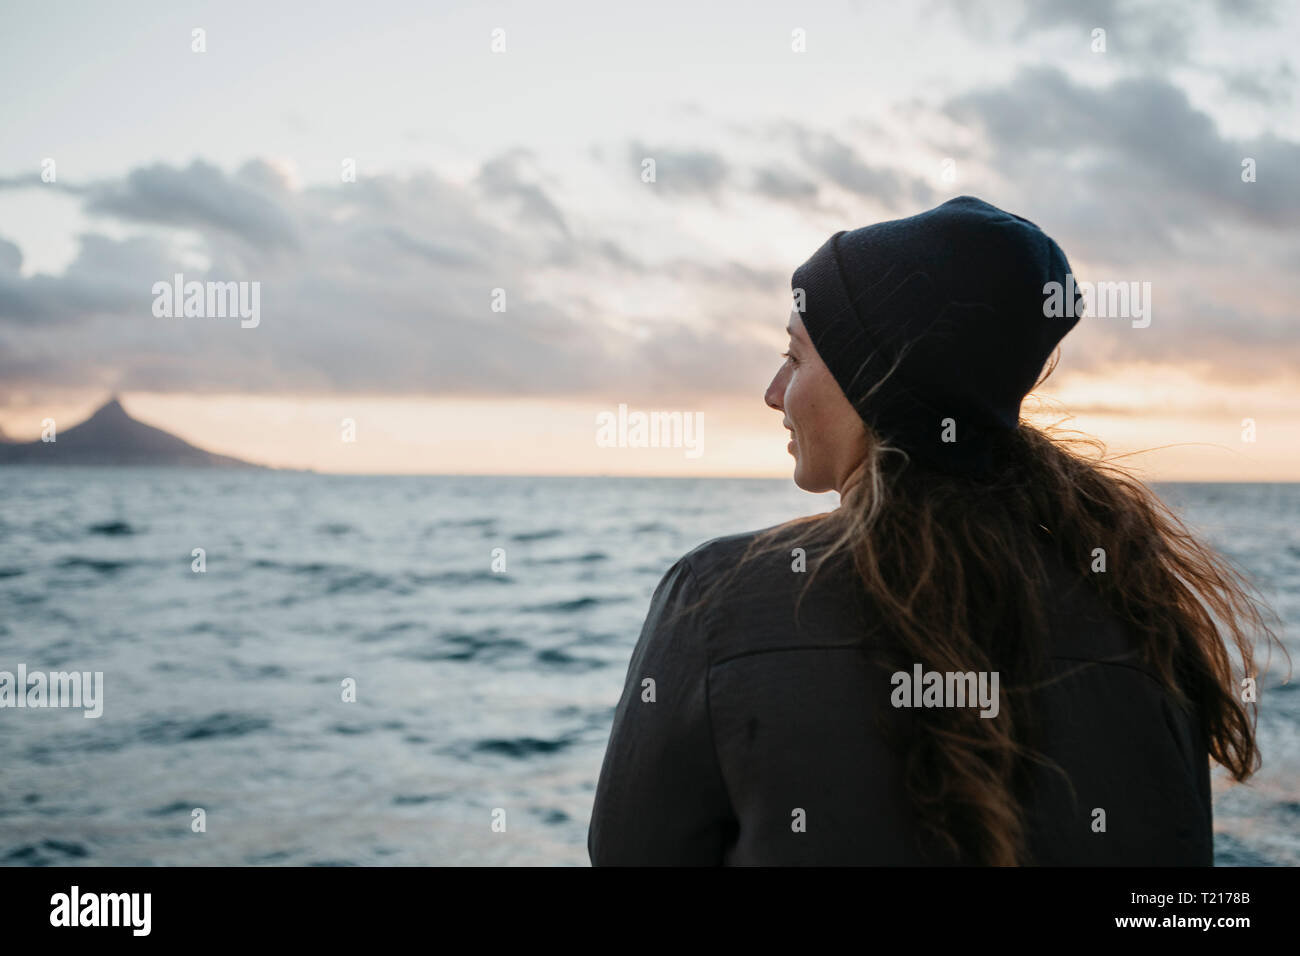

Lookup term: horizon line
[0,465,1294,484]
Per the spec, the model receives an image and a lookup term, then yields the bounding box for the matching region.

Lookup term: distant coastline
[0,396,271,469]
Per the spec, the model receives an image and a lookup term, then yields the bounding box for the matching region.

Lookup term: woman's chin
[792,460,834,494]
[790,461,814,492]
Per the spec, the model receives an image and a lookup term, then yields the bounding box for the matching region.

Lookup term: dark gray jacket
[588,525,1213,865]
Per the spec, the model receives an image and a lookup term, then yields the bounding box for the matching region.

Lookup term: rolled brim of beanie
[792,231,1004,478]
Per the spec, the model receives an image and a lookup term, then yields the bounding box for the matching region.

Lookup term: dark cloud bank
[1,64,1297,402]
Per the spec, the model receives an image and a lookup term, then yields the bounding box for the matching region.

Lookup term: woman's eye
[781,350,797,365]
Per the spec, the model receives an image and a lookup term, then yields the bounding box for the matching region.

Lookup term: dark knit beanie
[791,195,1081,478]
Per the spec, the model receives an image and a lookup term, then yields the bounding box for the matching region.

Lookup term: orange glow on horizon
[0,370,1296,482]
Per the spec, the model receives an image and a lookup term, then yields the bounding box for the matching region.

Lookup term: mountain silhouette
[0,397,264,467]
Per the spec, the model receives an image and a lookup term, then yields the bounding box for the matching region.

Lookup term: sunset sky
[1,0,1297,479]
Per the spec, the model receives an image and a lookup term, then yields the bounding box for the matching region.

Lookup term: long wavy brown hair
[684,353,1289,865]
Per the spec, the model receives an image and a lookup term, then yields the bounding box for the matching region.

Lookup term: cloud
[627,140,729,198]
[0,238,21,274]
[4,52,1300,408]
[1014,0,1195,64]
[0,234,178,325]
[0,158,777,404]
[751,165,819,203]
[1221,62,1296,105]
[84,159,301,254]
[1209,0,1281,26]
[795,129,934,211]
[473,149,570,236]
[944,65,1300,245]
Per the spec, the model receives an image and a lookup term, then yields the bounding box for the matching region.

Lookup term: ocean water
[0,470,1295,866]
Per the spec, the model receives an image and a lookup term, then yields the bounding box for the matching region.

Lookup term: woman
[587,196,1284,866]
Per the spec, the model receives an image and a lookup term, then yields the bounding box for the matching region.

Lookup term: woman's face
[764,311,869,494]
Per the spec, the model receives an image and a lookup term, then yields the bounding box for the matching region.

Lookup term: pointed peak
[91,395,130,420]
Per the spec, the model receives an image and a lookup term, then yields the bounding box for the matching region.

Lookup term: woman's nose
[764,369,785,411]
